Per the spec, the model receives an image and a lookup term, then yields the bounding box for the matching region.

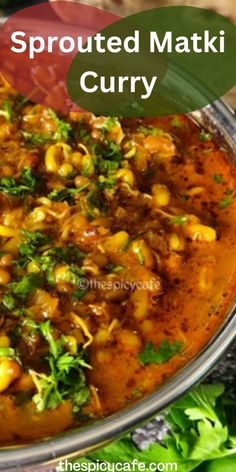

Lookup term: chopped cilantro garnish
[48,183,90,203]
[0,99,13,122]
[48,109,71,141]
[72,288,89,300]
[31,321,90,413]
[138,125,162,136]
[138,339,183,366]
[11,273,44,300]
[219,189,234,208]
[213,174,223,184]
[219,197,233,209]
[18,230,51,268]
[0,347,18,359]
[168,215,188,225]
[23,110,71,145]
[200,131,212,141]
[22,132,52,145]
[101,117,119,132]
[2,293,16,310]
[0,168,36,196]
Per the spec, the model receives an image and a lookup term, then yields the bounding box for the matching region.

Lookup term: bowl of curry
[0,75,235,470]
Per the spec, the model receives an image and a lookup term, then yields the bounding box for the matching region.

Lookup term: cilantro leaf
[74,384,236,472]
[45,245,85,264]
[101,117,120,132]
[138,339,183,365]
[200,131,212,141]
[0,100,13,122]
[31,321,90,413]
[138,125,162,136]
[23,109,71,145]
[213,174,223,184]
[40,320,59,359]
[48,109,71,141]
[219,197,233,209]
[22,132,52,145]
[0,168,36,196]
[168,215,189,225]
[11,273,44,300]
[48,183,89,203]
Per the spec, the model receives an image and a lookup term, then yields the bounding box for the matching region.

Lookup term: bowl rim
[0,98,236,470]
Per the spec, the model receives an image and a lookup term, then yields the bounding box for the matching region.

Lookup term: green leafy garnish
[138,125,162,136]
[0,168,36,196]
[22,132,52,145]
[0,99,13,122]
[31,321,90,413]
[200,131,212,141]
[0,347,16,359]
[72,288,89,300]
[168,215,188,225]
[76,384,236,472]
[2,293,16,310]
[48,183,90,203]
[213,174,223,184]
[101,117,119,132]
[11,273,44,300]
[23,109,71,145]
[219,197,233,209]
[48,109,71,141]
[45,245,85,264]
[138,339,183,365]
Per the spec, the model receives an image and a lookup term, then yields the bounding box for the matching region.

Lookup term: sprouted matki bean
[0,75,235,445]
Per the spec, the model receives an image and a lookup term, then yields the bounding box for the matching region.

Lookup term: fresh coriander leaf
[133,244,145,265]
[93,142,122,163]
[23,110,71,145]
[76,383,236,472]
[202,457,236,472]
[138,339,183,365]
[48,183,89,202]
[213,174,223,184]
[22,131,52,145]
[40,320,59,359]
[0,167,36,196]
[0,100,13,122]
[11,273,44,299]
[0,347,16,358]
[72,288,89,300]
[200,131,212,141]
[30,320,90,413]
[2,293,16,310]
[219,197,233,209]
[168,215,188,225]
[101,117,120,132]
[18,230,51,268]
[48,109,71,141]
[86,187,105,211]
[138,125,162,136]
[45,245,85,264]
[105,263,124,273]
[79,128,90,142]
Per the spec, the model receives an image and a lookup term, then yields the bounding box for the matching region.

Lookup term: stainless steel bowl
[0,15,235,468]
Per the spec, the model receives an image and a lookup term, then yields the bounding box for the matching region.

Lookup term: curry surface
[0,78,235,445]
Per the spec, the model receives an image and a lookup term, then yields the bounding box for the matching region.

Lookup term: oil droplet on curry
[0,77,235,445]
